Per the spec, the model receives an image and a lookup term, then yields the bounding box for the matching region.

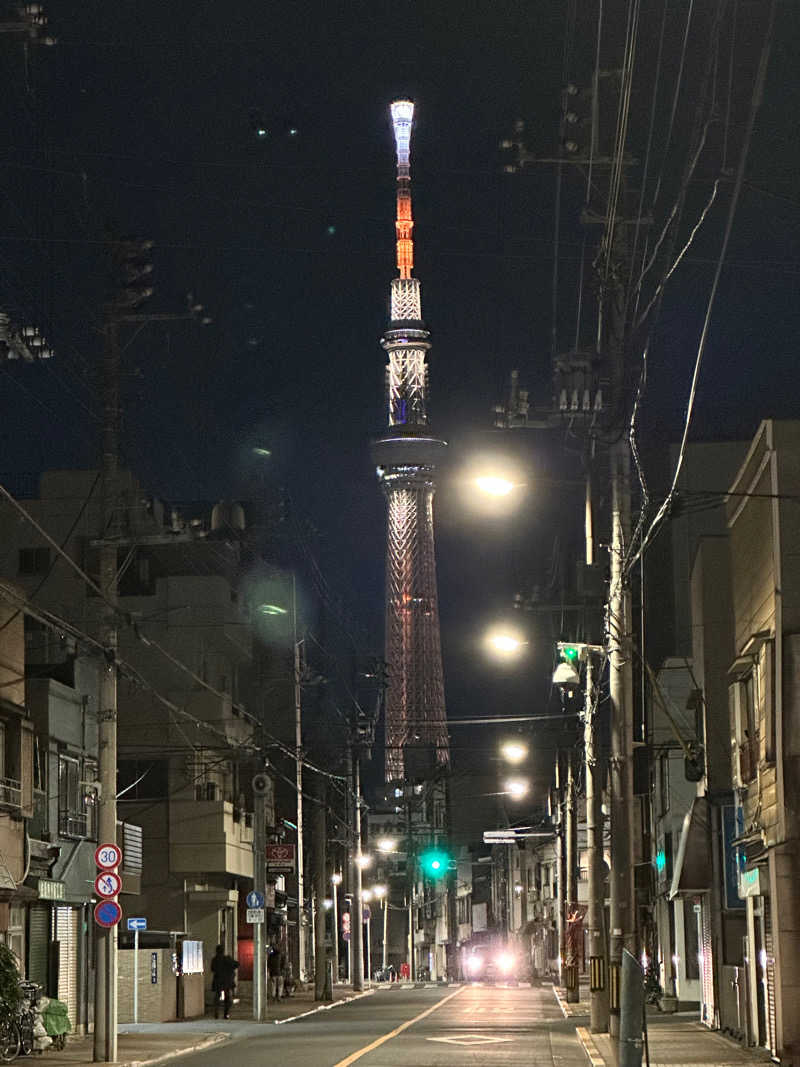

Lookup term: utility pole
[607,440,635,1039]
[292,574,307,985]
[94,312,120,1063]
[555,754,565,988]
[565,751,579,1003]
[313,779,330,1000]
[252,770,271,1021]
[585,651,609,1031]
[351,752,364,991]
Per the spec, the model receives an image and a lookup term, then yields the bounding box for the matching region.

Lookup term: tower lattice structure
[373,101,449,783]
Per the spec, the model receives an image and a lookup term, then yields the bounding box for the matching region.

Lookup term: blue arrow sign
[246,891,265,909]
[127,917,147,931]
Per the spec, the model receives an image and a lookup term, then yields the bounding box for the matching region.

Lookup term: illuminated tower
[373,100,449,782]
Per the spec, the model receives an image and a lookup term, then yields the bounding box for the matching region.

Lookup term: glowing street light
[356,853,373,870]
[377,837,397,853]
[331,872,342,886]
[504,778,530,799]
[475,475,517,497]
[500,741,528,764]
[485,628,527,658]
[372,885,387,899]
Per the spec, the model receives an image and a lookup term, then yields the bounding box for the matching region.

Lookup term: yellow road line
[332,986,465,1067]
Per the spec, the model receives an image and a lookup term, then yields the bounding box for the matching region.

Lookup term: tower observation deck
[373,100,449,783]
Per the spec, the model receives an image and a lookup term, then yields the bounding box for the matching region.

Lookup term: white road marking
[427,1034,514,1046]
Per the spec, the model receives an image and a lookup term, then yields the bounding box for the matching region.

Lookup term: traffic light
[419,847,452,880]
[559,83,594,158]
[109,236,154,311]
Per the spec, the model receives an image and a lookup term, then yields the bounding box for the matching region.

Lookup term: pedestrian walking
[210,945,238,1020]
[268,947,285,1000]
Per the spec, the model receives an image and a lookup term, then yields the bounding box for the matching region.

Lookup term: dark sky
[0,0,798,799]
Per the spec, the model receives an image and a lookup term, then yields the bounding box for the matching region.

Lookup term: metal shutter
[55,907,79,1027]
[700,901,714,1027]
[27,904,49,989]
[764,897,776,1056]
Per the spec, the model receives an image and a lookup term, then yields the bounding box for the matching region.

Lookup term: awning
[669,796,712,899]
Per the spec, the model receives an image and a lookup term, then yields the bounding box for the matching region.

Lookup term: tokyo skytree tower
[373,100,449,783]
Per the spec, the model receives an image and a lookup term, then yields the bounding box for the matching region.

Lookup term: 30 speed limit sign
[95,843,122,870]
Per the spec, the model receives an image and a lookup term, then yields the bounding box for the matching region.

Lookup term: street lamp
[372,885,388,972]
[362,890,373,982]
[331,873,342,983]
[504,778,530,799]
[356,853,373,869]
[485,628,527,658]
[500,740,528,764]
[474,475,518,497]
[377,837,397,853]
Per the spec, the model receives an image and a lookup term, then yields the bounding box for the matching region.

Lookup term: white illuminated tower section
[373,100,449,783]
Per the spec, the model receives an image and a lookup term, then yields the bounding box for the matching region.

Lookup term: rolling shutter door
[55,907,79,1027]
[764,897,776,1056]
[27,904,49,989]
[700,901,714,1027]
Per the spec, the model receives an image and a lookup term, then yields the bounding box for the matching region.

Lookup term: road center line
[332,986,465,1067]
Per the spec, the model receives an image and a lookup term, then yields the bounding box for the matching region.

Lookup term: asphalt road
[180,982,590,1067]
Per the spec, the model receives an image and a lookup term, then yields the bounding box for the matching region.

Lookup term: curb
[576,1026,606,1067]
[116,1031,230,1067]
[274,988,375,1025]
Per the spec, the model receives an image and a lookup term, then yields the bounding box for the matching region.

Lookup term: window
[18,548,50,575]
[684,899,701,980]
[738,673,758,782]
[83,758,98,840]
[58,755,84,837]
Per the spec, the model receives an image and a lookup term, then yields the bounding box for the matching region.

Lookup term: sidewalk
[37,983,381,1066]
[558,989,773,1067]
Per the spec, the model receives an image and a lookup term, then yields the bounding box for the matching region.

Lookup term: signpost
[247,908,265,924]
[95,872,122,899]
[95,843,122,870]
[94,901,122,929]
[265,843,296,873]
[126,919,147,1023]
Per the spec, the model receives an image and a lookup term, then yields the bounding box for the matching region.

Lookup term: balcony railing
[58,811,88,838]
[0,777,22,810]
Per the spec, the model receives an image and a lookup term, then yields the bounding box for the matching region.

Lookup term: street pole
[94,316,119,1064]
[382,898,388,971]
[331,875,340,983]
[365,910,371,983]
[313,780,330,1000]
[252,772,269,1021]
[292,574,307,985]
[585,652,610,1031]
[565,751,578,1003]
[608,440,635,1039]
[555,754,565,988]
[351,752,364,991]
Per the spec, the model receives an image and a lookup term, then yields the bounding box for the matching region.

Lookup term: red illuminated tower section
[373,100,449,783]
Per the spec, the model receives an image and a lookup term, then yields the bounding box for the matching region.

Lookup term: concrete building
[724,420,800,1062]
[0,470,260,1007]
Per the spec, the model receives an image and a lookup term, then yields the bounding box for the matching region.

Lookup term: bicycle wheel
[0,1020,19,1062]
[17,1015,32,1057]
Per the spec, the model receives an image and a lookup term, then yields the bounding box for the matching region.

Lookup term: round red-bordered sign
[94,900,122,928]
[94,871,122,898]
[95,843,122,870]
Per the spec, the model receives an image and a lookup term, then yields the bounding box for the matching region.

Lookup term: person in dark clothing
[210,944,238,1019]
[267,946,284,1000]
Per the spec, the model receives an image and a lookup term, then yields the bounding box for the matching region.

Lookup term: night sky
[0,0,798,800]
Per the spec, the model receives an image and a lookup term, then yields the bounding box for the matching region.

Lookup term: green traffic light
[420,848,450,879]
[562,645,579,661]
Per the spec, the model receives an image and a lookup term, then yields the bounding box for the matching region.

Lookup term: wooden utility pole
[313,779,331,1000]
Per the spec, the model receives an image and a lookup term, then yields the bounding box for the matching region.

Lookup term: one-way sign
[127,917,147,931]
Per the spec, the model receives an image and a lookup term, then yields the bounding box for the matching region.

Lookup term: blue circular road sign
[246,890,265,909]
[94,900,122,928]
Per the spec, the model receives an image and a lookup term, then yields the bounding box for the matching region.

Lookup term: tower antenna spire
[391,99,415,279]
[373,99,448,785]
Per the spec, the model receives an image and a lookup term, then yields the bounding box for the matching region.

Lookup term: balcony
[58,811,88,838]
[0,777,22,811]
[169,798,253,878]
